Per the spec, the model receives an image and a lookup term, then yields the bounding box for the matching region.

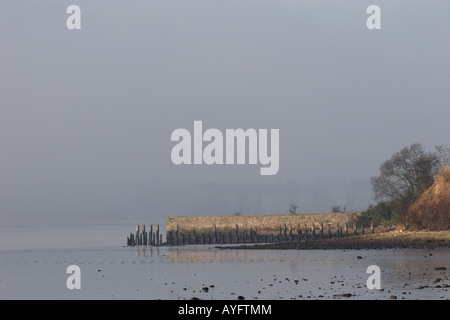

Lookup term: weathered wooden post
[160,234,163,245]
[312,223,316,240]
[235,224,239,244]
[304,223,309,241]
[149,225,153,246]
[320,223,324,239]
[344,223,348,236]
[142,225,147,246]
[328,224,332,238]
[193,230,197,245]
[213,225,217,244]
[361,223,365,235]
[289,226,293,241]
[167,230,171,246]
[353,223,358,235]
[297,223,302,241]
[135,224,140,246]
[370,222,374,234]
[215,228,219,244]
[155,224,160,246]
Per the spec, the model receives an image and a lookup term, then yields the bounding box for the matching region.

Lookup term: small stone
[334,293,352,298]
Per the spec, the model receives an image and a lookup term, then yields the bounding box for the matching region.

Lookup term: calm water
[0,225,448,300]
[0,224,149,250]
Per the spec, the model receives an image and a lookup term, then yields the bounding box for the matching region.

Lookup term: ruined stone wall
[166,212,361,245]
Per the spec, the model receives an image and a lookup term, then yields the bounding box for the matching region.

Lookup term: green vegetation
[360,202,393,225]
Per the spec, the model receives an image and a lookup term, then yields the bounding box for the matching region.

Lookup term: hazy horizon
[1,1,449,224]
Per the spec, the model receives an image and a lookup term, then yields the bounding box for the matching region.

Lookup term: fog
[1,1,449,224]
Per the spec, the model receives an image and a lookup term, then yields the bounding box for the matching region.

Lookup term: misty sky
[1,1,449,224]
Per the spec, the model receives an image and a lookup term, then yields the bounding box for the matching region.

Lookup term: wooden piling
[149,225,153,246]
[297,224,302,241]
[142,225,147,246]
[214,225,218,244]
[156,224,160,246]
[136,224,140,246]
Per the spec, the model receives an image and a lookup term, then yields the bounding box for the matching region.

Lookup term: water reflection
[134,246,167,260]
[131,245,296,264]
[164,245,303,264]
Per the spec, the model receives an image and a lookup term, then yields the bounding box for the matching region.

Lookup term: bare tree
[289,204,298,215]
[371,143,440,206]
[342,199,348,213]
[435,144,450,170]
[331,205,342,213]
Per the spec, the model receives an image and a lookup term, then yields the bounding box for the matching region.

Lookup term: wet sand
[0,245,448,300]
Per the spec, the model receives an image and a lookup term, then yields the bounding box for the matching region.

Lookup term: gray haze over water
[1,1,449,224]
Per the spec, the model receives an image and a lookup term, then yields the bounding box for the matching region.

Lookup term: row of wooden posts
[127,224,163,246]
[166,222,375,246]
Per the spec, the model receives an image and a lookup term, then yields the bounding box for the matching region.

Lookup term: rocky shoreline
[217,230,450,250]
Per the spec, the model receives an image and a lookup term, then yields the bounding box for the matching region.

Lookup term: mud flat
[217,230,450,250]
